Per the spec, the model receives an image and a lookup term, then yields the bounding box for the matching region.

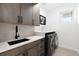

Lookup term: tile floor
[53,47,79,56]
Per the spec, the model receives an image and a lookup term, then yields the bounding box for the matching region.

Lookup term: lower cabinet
[40,38,45,56]
[16,50,28,56]
[0,38,45,56]
[27,45,40,56]
[0,47,20,56]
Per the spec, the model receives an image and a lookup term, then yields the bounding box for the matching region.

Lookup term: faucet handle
[17,34,20,37]
[15,34,20,39]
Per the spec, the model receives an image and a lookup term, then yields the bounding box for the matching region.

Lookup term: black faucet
[15,25,20,39]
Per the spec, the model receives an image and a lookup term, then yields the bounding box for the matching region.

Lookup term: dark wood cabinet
[0,3,20,24]
[0,38,45,56]
[32,4,40,26]
[20,3,40,25]
[27,40,41,56]
[0,3,40,26]
[40,38,45,56]
[27,38,45,56]
[16,50,28,56]
[27,45,39,56]
[20,3,33,25]
[0,47,20,56]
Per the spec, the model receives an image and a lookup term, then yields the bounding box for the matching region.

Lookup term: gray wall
[0,23,34,42]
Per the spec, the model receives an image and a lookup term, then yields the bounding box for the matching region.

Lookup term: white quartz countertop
[0,35,44,53]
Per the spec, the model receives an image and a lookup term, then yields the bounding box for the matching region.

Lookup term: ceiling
[40,3,77,13]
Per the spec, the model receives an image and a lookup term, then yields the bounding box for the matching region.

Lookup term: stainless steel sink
[8,38,30,45]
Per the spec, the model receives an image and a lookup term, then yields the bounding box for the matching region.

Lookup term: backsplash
[18,24,34,38]
[0,23,34,43]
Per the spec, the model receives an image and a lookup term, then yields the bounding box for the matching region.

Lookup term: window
[62,12,72,23]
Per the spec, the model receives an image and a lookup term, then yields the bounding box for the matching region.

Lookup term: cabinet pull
[18,16,23,24]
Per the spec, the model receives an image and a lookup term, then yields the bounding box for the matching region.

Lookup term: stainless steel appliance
[45,32,58,56]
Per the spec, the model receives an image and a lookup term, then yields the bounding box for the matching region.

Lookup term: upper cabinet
[0,3,40,26]
[32,4,40,26]
[20,3,33,25]
[0,3,20,24]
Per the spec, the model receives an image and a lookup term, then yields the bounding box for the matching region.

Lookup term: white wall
[35,3,79,53]
[49,4,79,51]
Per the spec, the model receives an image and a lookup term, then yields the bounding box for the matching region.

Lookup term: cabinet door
[0,47,20,56]
[40,38,45,56]
[32,4,40,26]
[0,3,20,24]
[28,45,40,56]
[16,50,28,56]
[20,3,33,25]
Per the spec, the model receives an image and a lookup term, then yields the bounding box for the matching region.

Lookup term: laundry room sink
[8,38,30,45]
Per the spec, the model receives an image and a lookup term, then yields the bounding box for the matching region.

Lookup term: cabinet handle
[17,16,20,23]
[20,16,23,23]
[18,16,23,24]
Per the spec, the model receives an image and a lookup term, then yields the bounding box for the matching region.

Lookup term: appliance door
[54,34,58,49]
[45,35,54,56]
[51,35,55,54]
